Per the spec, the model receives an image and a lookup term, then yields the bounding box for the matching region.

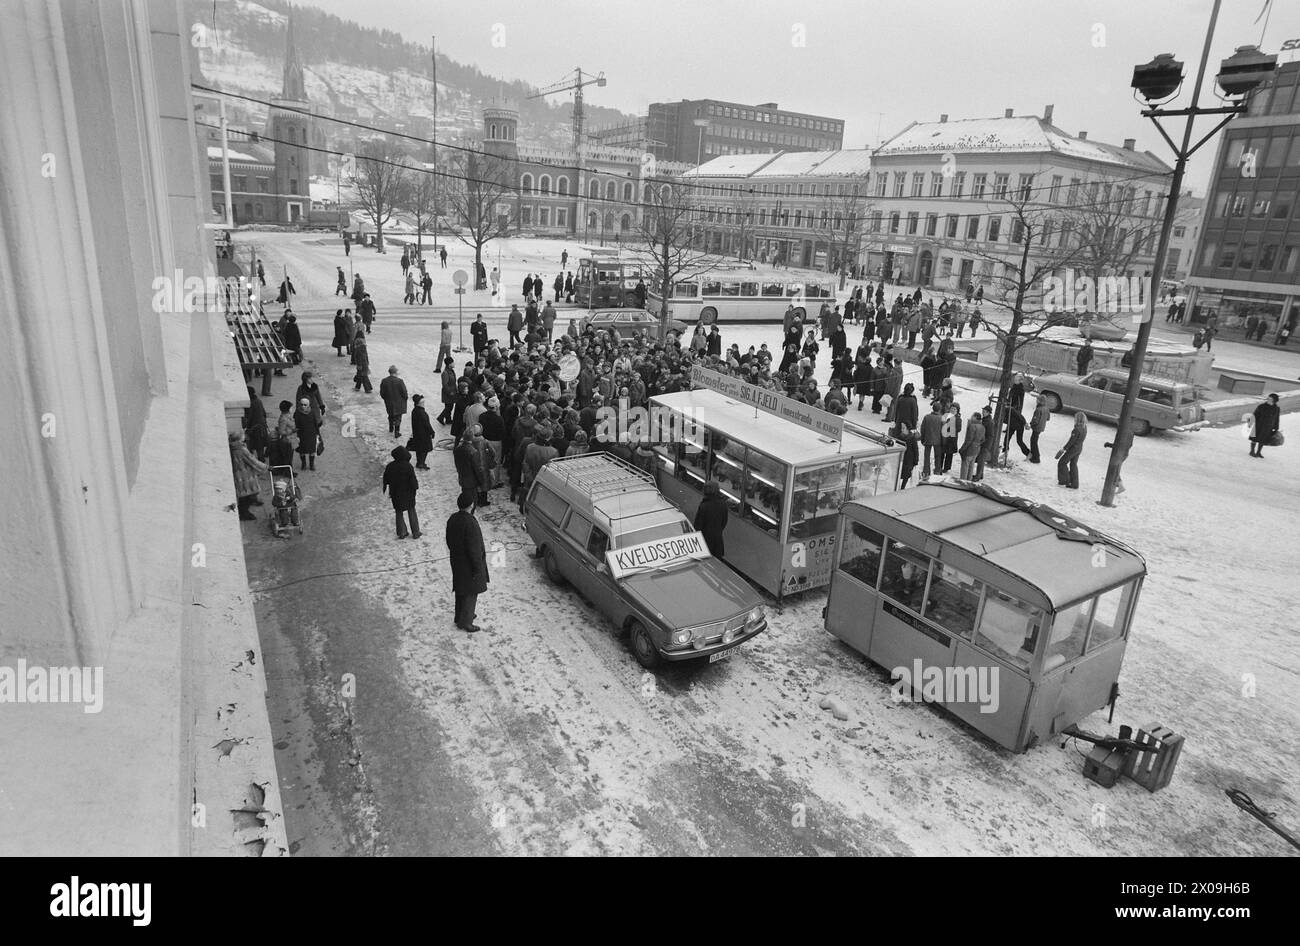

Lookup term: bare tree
[403,168,438,265]
[636,178,717,331]
[931,192,1093,463]
[350,139,411,255]
[815,184,873,287]
[1061,177,1160,315]
[731,188,760,262]
[444,149,513,289]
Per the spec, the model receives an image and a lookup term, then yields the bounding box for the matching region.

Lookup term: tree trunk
[987,236,1033,465]
[376,222,386,254]
[474,244,483,291]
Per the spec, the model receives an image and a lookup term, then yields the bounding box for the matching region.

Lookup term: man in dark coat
[358,294,376,334]
[383,446,421,539]
[332,310,348,357]
[420,271,433,305]
[470,313,488,356]
[693,480,729,558]
[893,383,919,437]
[409,395,435,469]
[1077,339,1094,376]
[507,305,524,345]
[445,492,488,633]
[1250,393,1281,457]
[523,273,534,300]
[454,430,486,506]
[379,365,409,438]
[281,314,302,365]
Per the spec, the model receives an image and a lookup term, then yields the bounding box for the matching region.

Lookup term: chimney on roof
[939,114,948,123]
[1123,137,1136,150]
[1043,104,1054,124]
[1078,130,1088,140]
[1004,108,1014,118]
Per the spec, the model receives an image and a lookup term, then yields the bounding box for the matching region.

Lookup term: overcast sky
[301,0,1299,194]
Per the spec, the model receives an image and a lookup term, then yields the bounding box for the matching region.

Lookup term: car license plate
[709,648,735,664]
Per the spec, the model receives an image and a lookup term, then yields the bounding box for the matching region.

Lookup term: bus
[573,256,647,308]
[647,266,837,324]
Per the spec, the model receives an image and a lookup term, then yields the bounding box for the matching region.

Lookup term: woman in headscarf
[295,370,325,422]
[332,309,348,357]
[229,430,268,521]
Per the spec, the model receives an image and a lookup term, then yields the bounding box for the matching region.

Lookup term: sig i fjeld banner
[690,365,843,441]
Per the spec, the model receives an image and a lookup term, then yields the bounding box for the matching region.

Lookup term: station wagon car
[1034,368,1203,435]
[580,308,689,341]
[525,454,766,669]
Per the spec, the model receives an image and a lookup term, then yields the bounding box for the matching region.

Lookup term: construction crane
[527,68,606,151]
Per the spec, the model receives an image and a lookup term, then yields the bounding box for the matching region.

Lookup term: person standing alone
[380,365,409,438]
[445,492,488,633]
[693,481,729,558]
[1056,412,1088,488]
[1250,393,1280,458]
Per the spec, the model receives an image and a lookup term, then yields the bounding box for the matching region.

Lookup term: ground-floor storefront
[1185,278,1298,344]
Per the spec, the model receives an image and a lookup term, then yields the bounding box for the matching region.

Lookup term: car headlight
[672,629,691,646]
[746,606,765,627]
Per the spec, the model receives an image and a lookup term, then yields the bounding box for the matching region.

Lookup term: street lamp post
[1101,0,1275,506]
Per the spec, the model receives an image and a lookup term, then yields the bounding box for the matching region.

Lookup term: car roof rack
[543,453,656,500]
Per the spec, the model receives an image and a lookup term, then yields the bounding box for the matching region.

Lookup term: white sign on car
[606,531,710,579]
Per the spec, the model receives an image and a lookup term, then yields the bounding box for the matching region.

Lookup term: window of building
[288,178,297,193]
[1252,198,1272,217]
[234,175,247,191]
[1259,243,1278,271]
[925,213,938,236]
[258,177,270,193]
[1018,174,1033,201]
[522,173,533,192]
[556,208,568,228]
[939,257,953,278]
[930,172,943,197]
[557,176,569,195]
[1274,192,1294,219]
[875,172,888,197]
[987,216,1001,241]
[1218,243,1237,268]
[973,174,987,199]
[605,181,617,200]
[993,173,1009,199]
[966,216,979,240]
[1011,219,1024,243]
[889,212,901,233]
[906,212,919,234]
[911,172,924,197]
[946,214,958,238]
[520,206,533,226]
[893,173,905,198]
[1239,241,1257,269]
[539,174,551,195]
[253,202,263,219]
[1281,245,1299,273]
[1049,175,1062,203]
[1068,178,1081,205]
[871,211,883,232]
[953,171,965,198]
[794,210,802,227]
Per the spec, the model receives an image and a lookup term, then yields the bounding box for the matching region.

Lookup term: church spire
[282,7,306,101]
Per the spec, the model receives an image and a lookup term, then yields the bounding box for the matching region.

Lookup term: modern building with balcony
[1185,60,1300,339]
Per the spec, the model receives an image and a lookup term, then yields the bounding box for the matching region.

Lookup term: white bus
[648,266,837,324]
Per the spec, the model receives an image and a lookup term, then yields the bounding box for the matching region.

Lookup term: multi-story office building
[1185,61,1300,338]
[593,99,844,165]
[867,108,1171,295]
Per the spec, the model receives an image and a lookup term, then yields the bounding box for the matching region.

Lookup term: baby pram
[268,466,303,537]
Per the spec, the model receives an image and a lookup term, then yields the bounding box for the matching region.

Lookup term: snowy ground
[242,230,1300,856]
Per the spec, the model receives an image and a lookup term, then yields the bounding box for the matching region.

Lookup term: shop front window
[879,540,931,614]
[741,448,785,535]
[789,460,848,540]
[710,434,747,510]
[974,590,1041,672]
[924,564,982,639]
[838,521,885,587]
[678,426,710,489]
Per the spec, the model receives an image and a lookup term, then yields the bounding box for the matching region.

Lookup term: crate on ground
[1122,724,1184,792]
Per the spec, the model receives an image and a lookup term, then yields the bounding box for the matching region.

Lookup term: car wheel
[629,620,660,669]
[700,306,718,325]
[543,547,565,585]
[1131,418,1152,437]
[1041,392,1061,412]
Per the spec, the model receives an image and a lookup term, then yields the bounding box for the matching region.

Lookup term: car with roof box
[525,453,766,668]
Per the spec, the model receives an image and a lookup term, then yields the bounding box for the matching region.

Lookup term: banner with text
[606,531,711,579]
[690,365,844,442]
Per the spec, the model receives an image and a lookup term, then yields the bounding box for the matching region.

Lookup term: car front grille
[690,614,748,649]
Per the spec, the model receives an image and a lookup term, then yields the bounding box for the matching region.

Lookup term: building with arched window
[479,102,692,240]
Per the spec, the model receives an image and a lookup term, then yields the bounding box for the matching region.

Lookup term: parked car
[1033,368,1203,435]
[580,308,689,341]
[525,454,766,668]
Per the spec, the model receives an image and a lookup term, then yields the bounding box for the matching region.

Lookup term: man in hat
[379,365,409,438]
[445,492,488,633]
[382,445,421,539]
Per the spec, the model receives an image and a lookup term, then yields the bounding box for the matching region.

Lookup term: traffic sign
[452,269,469,287]
[454,287,465,294]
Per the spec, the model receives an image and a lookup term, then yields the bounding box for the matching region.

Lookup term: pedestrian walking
[507,304,524,345]
[379,365,409,438]
[959,407,986,480]
[941,403,962,473]
[445,492,488,633]
[336,267,347,296]
[383,446,421,540]
[332,309,348,357]
[920,399,943,478]
[1077,339,1094,376]
[1029,393,1050,463]
[257,260,266,287]
[358,294,376,334]
[439,246,448,269]
[438,321,453,367]
[421,270,433,305]
[401,250,410,276]
[295,370,325,422]
[553,273,564,304]
[352,331,373,392]
[437,357,456,425]
[1249,393,1281,457]
[229,431,268,521]
[1055,412,1087,489]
